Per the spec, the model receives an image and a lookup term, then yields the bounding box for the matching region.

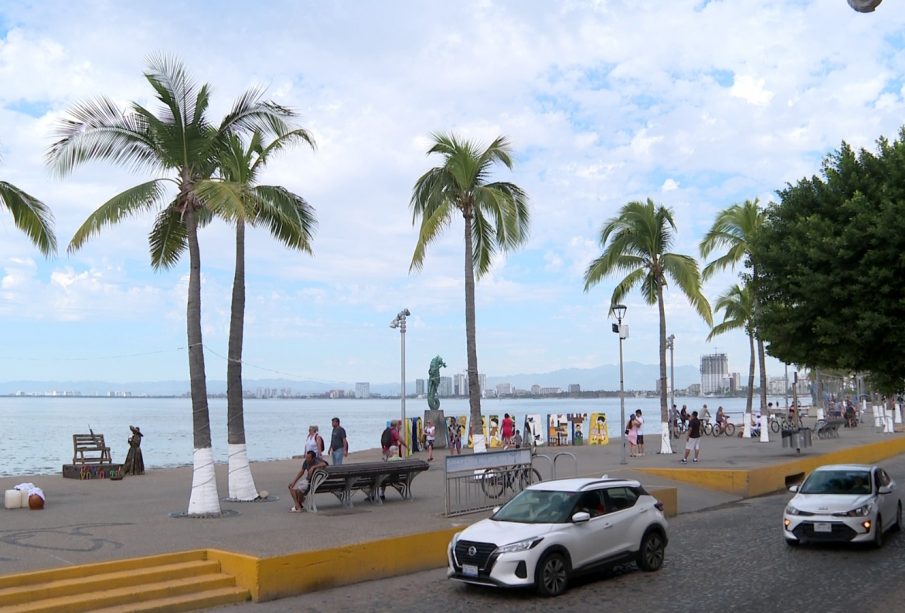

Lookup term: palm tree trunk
[463,212,483,448]
[656,286,668,424]
[184,204,221,516]
[227,219,258,501]
[757,336,768,414]
[746,332,755,415]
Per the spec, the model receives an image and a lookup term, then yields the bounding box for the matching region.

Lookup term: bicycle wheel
[725,423,736,436]
[518,467,543,490]
[702,422,713,436]
[481,468,506,499]
[711,425,721,437]
[770,419,780,433]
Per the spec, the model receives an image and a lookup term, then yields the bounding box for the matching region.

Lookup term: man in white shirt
[634,410,645,456]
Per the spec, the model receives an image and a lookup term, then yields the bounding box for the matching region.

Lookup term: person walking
[634,410,645,456]
[424,419,436,461]
[501,413,515,448]
[626,412,639,457]
[327,417,348,466]
[305,425,325,461]
[681,410,702,464]
[447,418,462,455]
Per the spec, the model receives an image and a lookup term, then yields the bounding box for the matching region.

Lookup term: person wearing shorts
[681,410,701,464]
[634,409,645,456]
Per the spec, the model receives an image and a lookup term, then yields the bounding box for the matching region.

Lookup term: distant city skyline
[2,3,898,385]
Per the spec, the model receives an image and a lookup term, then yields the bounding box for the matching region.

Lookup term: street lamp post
[611,304,628,465]
[390,309,410,456]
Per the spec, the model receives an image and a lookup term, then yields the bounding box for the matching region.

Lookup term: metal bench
[814,419,844,439]
[304,459,429,512]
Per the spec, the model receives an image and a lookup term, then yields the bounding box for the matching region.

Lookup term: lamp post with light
[389,309,410,455]
[611,304,628,465]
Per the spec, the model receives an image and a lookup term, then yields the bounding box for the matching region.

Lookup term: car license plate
[814,522,832,533]
[463,564,478,577]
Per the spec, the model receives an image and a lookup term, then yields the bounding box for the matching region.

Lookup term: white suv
[447,477,669,596]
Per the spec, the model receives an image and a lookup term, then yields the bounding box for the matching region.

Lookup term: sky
[0,0,903,389]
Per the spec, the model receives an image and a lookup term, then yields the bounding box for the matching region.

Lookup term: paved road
[218,454,905,613]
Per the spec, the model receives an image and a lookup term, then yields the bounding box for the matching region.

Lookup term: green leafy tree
[584,198,711,427]
[409,133,529,437]
[196,129,316,500]
[700,199,769,413]
[707,283,756,416]
[1,150,56,256]
[754,131,905,397]
[47,57,292,515]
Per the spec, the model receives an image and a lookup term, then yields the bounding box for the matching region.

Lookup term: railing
[445,448,533,517]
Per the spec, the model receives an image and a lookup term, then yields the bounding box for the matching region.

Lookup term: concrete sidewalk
[0,422,902,603]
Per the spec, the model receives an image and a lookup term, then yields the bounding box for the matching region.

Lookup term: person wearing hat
[124,425,144,475]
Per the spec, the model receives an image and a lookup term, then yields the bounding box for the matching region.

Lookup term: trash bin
[799,427,812,448]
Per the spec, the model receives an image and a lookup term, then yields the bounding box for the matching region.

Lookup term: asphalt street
[217,453,905,613]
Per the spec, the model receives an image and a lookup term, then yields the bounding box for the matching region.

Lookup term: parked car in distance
[447,477,669,597]
[783,463,902,547]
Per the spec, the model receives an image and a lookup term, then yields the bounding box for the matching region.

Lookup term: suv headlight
[838,502,873,517]
[495,537,543,554]
[785,504,801,516]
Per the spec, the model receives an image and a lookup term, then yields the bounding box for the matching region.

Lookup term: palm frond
[661,253,712,325]
[148,203,187,269]
[69,179,171,253]
[0,181,57,256]
[250,185,316,252]
[410,200,455,272]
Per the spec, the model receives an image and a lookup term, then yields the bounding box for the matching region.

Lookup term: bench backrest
[312,460,429,484]
[73,433,108,449]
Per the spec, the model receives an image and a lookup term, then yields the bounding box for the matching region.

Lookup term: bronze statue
[124,425,145,475]
[427,355,447,410]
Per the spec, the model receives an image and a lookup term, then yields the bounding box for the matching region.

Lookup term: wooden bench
[304,459,429,512]
[72,433,112,465]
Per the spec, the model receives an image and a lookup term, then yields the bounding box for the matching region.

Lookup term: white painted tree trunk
[227,443,258,501]
[817,408,825,420]
[472,434,487,453]
[187,447,221,516]
[659,421,673,454]
[759,415,770,442]
[743,412,752,438]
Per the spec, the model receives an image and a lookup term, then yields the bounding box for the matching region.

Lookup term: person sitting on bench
[288,450,327,513]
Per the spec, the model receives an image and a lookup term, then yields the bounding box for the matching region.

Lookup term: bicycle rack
[552,452,577,479]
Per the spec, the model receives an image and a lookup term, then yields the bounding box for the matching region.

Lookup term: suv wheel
[637,531,666,571]
[535,551,569,597]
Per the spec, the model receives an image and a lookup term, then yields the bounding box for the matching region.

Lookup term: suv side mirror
[788,485,799,493]
[572,511,591,523]
[878,485,893,495]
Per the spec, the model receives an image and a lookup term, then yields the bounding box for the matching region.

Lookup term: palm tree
[708,284,756,420]
[584,198,711,442]
[196,129,316,501]
[699,199,769,415]
[47,57,292,516]
[1,151,57,256]
[410,133,529,442]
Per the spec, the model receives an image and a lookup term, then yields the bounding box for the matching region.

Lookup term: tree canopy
[754,129,905,393]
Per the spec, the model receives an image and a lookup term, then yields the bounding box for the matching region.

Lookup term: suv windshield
[492,490,582,524]
[800,470,872,495]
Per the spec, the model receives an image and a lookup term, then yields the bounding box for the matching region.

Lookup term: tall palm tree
[699,199,769,414]
[47,57,292,516]
[584,199,711,441]
[1,151,57,256]
[196,129,316,501]
[708,284,756,418]
[410,133,529,442]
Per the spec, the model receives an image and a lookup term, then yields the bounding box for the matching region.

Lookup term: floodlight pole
[390,309,410,455]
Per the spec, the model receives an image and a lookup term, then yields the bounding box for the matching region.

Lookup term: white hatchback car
[783,464,902,547]
[447,477,668,596]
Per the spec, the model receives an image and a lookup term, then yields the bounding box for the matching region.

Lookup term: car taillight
[654,500,664,511]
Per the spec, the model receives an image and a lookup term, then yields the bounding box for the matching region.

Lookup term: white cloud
[2,0,905,383]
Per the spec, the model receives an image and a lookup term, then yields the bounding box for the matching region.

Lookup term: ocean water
[0,395,790,476]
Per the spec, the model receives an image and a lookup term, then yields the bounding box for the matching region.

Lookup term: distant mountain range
[0,362,701,396]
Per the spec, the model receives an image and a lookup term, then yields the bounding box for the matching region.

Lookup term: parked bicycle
[480,463,543,499]
[769,414,802,433]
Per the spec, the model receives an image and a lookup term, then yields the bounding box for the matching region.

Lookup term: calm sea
[0,395,790,476]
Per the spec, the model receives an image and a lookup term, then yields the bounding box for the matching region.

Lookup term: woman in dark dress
[124,425,144,475]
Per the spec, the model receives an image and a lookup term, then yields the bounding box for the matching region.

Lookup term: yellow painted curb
[637,437,905,498]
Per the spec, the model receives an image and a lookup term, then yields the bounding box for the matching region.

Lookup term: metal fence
[444,448,533,516]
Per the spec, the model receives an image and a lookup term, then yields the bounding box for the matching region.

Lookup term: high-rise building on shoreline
[700,353,729,394]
